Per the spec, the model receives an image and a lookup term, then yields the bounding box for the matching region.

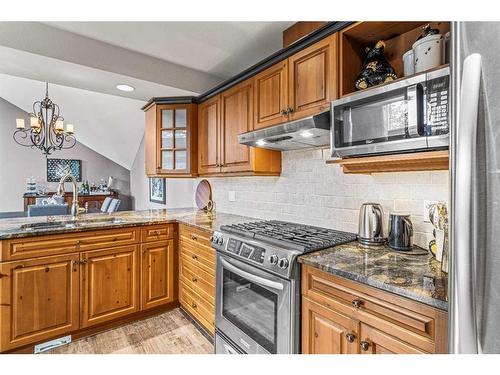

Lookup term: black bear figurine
[355,40,397,90]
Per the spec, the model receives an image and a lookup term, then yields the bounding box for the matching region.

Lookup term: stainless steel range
[211,220,356,354]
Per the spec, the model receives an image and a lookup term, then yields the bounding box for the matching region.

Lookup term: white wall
[130,136,194,210]
[197,148,449,248]
[0,98,131,212]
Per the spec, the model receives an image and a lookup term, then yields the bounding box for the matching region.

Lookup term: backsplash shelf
[327,150,449,174]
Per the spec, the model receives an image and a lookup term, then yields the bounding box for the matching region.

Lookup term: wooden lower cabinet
[178,224,215,334]
[302,297,359,354]
[0,254,80,352]
[81,245,139,328]
[301,265,448,354]
[358,323,425,354]
[141,240,177,310]
[0,224,179,353]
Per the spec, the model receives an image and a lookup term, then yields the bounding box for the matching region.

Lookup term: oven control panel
[211,231,298,277]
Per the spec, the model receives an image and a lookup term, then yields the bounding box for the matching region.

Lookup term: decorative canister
[413,33,444,73]
[402,49,414,76]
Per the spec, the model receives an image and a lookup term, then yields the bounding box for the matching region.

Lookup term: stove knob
[278,258,289,269]
[210,236,215,243]
[217,237,224,245]
[269,255,279,265]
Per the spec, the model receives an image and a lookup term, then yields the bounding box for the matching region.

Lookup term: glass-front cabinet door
[151,103,196,177]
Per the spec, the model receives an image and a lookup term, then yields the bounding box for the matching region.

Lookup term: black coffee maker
[387,213,414,251]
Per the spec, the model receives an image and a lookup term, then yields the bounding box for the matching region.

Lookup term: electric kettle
[358,203,386,246]
[387,213,414,251]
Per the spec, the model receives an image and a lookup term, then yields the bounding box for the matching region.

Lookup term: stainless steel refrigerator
[450,21,500,354]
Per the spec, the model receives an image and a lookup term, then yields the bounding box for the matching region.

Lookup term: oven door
[215,254,291,354]
[331,74,427,157]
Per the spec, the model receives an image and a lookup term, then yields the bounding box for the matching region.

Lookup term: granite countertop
[299,242,448,311]
[0,208,253,240]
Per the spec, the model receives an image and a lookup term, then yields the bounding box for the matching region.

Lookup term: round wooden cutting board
[195,179,212,210]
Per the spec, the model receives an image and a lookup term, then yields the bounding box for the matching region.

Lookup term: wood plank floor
[45,308,214,354]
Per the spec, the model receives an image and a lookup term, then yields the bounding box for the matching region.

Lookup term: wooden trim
[327,151,449,174]
[283,22,328,47]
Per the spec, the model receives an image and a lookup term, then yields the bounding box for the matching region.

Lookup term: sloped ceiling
[0,74,146,170]
[0,22,291,170]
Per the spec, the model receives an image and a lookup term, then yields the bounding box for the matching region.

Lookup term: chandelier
[13,82,76,155]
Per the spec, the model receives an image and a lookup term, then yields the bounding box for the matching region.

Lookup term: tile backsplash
[200,148,449,248]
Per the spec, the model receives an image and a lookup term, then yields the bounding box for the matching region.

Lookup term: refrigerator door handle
[452,52,482,354]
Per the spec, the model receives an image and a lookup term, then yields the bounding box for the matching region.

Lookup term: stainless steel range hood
[238,111,330,151]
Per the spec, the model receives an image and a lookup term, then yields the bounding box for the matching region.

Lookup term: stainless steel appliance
[357,202,386,246]
[331,66,450,158]
[238,111,330,151]
[449,22,500,354]
[211,220,356,354]
[387,213,414,251]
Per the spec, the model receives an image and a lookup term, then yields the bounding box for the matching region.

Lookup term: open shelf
[340,21,450,97]
[326,150,449,174]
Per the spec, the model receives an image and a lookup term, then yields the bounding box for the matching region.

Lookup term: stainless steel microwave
[331,67,449,158]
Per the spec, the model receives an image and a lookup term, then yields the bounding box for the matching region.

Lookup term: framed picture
[149,178,166,204]
[47,158,82,182]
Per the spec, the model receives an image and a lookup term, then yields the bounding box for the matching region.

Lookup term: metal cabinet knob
[280,109,288,115]
[191,234,198,241]
[360,341,370,351]
[192,277,198,283]
[352,299,363,308]
[192,302,197,309]
[345,333,356,343]
[192,254,198,260]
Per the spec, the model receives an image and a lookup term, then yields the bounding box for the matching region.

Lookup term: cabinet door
[253,60,289,129]
[220,80,254,173]
[141,240,176,310]
[358,323,426,354]
[0,254,80,352]
[302,297,359,354]
[81,245,139,328]
[144,104,158,176]
[288,33,338,119]
[198,96,221,174]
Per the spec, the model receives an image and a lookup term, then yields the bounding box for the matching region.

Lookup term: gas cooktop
[220,220,357,253]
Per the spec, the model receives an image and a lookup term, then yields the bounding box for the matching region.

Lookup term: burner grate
[221,220,357,253]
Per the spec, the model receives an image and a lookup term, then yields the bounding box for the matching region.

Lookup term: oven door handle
[220,258,284,291]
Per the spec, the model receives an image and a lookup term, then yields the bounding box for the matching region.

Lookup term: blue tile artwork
[47,159,82,182]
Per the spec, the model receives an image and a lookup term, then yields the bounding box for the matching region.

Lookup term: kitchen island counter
[299,241,448,311]
[0,208,253,240]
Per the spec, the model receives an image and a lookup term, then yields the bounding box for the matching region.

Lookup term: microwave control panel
[425,74,449,136]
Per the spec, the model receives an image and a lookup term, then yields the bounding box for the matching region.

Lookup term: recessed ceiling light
[116,84,135,92]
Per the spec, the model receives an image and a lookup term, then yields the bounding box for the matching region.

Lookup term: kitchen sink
[20,217,126,230]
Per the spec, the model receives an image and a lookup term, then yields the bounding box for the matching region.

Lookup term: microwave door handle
[220,257,284,291]
[407,83,424,137]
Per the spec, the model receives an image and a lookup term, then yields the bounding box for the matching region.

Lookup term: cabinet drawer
[1,228,140,261]
[302,265,447,353]
[179,224,212,248]
[141,224,175,243]
[179,238,215,276]
[180,255,215,305]
[180,280,215,335]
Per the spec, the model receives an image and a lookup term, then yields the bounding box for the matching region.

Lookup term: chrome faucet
[57,172,86,218]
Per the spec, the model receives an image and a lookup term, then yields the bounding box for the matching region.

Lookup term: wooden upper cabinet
[144,103,198,177]
[288,33,338,119]
[198,96,221,175]
[302,297,359,354]
[141,240,176,311]
[253,60,289,129]
[81,245,139,328]
[0,254,80,352]
[198,83,281,176]
[221,80,253,173]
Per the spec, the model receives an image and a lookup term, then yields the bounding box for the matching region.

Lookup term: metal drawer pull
[345,333,356,343]
[352,299,363,308]
[191,277,198,283]
[192,254,198,260]
[192,302,197,309]
[360,341,370,351]
[191,234,198,241]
